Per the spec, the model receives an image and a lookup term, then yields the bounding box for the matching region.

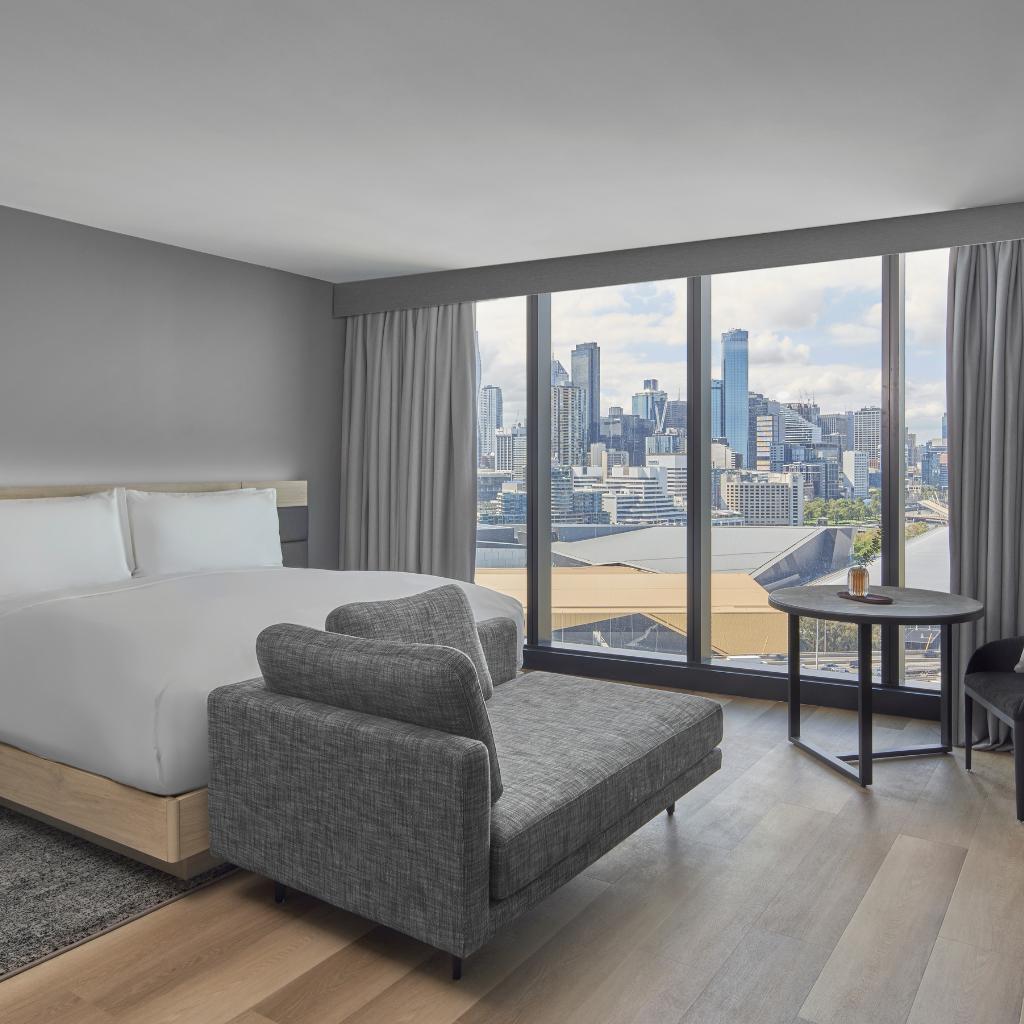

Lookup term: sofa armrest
[476,616,521,686]
[208,680,492,957]
[966,637,1024,675]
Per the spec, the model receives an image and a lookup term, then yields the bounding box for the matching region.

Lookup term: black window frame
[521,254,941,722]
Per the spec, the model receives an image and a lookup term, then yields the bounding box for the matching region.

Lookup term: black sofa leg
[274,882,287,904]
[666,802,675,816]
[1014,727,1024,824]
[964,693,973,771]
[451,955,463,981]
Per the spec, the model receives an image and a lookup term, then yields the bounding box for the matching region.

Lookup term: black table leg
[788,614,801,741]
[940,622,953,750]
[857,622,873,787]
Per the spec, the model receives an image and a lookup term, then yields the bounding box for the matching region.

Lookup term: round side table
[768,585,984,787]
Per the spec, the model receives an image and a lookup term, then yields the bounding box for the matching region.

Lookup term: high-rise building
[646,454,687,508]
[842,450,869,498]
[570,342,601,446]
[476,470,510,506]
[477,384,503,462]
[495,425,527,476]
[710,379,724,440]
[782,405,822,445]
[599,410,650,467]
[756,411,785,471]
[551,464,574,522]
[721,329,749,466]
[786,400,820,426]
[551,384,587,467]
[720,470,804,526]
[571,488,610,524]
[645,431,684,456]
[631,378,668,424]
[820,411,856,451]
[853,406,883,465]
[663,399,687,433]
[551,359,570,387]
[602,466,686,525]
[941,411,948,442]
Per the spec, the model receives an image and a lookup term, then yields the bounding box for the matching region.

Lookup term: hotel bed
[0,481,523,877]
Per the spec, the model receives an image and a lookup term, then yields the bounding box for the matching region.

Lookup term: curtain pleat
[339,302,477,581]
[948,241,1024,747]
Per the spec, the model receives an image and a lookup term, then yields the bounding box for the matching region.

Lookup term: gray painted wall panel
[0,205,341,568]
[332,201,1024,315]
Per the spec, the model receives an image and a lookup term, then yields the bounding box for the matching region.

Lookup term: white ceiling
[2,1,1022,283]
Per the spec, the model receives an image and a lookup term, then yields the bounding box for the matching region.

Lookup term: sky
[476,248,948,442]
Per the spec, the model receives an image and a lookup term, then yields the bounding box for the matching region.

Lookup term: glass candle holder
[847,565,870,597]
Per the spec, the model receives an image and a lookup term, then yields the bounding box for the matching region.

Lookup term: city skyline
[475,249,948,442]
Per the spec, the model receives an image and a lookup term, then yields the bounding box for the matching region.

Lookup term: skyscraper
[663,399,687,433]
[631,378,668,424]
[551,384,587,467]
[721,329,749,467]
[495,425,527,476]
[551,359,570,387]
[477,384,503,462]
[570,342,601,446]
[853,406,882,466]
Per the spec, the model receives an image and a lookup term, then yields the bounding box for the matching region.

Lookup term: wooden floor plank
[905,936,1024,1024]
[2,694,1021,1024]
[678,927,831,1024]
[800,833,966,1024]
[939,807,1024,957]
[256,927,433,1024]
[337,875,608,1024]
[756,822,897,951]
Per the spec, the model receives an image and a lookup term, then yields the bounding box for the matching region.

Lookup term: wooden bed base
[0,741,218,879]
[0,480,309,879]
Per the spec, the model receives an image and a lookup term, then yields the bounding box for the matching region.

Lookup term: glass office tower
[721,328,749,466]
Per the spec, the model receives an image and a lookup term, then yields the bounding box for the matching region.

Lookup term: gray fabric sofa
[208,613,722,979]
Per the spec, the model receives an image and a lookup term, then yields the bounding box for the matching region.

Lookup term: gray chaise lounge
[208,599,722,980]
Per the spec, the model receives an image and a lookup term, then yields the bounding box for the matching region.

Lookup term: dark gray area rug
[0,805,232,980]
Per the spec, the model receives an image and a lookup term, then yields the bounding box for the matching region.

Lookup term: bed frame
[0,479,308,878]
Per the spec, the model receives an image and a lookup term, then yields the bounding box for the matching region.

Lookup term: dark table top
[768,585,985,626]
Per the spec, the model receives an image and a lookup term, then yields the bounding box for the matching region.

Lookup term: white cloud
[748,331,810,365]
[710,256,880,340]
[752,364,881,410]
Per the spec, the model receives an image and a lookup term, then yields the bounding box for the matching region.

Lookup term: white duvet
[0,567,523,795]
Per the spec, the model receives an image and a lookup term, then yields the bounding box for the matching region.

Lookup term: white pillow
[0,490,132,599]
[126,488,283,576]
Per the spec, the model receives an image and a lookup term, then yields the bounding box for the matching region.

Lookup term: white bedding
[0,567,523,795]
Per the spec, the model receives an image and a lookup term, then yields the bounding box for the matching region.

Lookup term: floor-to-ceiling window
[902,249,950,689]
[473,297,528,602]
[478,243,970,713]
[545,281,688,655]
[703,258,884,678]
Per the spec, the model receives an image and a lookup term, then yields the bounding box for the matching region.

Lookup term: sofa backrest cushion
[256,622,503,801]
[325,584,495,700]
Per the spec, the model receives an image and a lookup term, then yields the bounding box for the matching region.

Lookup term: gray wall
[333,200,1024,315]
[0,205,342,568]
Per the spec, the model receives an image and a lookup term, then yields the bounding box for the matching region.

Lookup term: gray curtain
[340,303,477,581]
[948,240,1024,746]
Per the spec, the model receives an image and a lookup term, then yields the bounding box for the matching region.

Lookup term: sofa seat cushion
[966,671,1024,721]
[487,672,722,899]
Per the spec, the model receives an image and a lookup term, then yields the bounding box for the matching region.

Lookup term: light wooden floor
[3,693,1024,1024]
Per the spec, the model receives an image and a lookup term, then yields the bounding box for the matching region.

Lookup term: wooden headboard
[0,480,310,568]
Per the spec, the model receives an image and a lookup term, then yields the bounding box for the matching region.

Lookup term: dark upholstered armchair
[964,637,1024,821]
